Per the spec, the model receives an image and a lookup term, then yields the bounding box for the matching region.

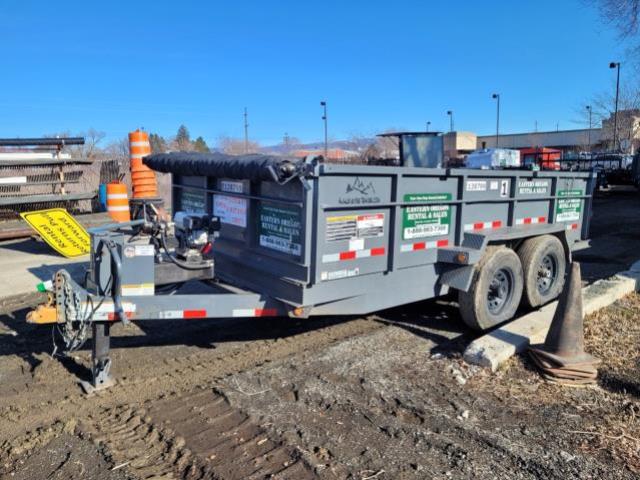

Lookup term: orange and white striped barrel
[106,182,131,222]
[129,129,158,198]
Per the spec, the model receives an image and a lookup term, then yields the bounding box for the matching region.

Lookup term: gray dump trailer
[28,151,595,392]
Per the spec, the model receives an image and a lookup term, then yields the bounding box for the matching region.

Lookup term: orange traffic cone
[106,182,130,222]
[129,129,158,199]
[529,262,601,385]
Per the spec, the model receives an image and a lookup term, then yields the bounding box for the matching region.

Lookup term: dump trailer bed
[28,153,595,392]
[164,159,593,316]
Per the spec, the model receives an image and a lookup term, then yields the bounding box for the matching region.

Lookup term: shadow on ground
[0,288,475,385]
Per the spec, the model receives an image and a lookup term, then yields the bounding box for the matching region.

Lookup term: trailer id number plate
[466,180,487,192]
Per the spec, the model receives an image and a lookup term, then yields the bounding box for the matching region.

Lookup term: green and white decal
[517,179,549,195]
[258,203,303,256]
[402,193,451,239]
[179,188,206,213]
[556,189,582,222]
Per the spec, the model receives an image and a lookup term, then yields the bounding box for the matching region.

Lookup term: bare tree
[104,137,129,163]
[78,128,106,159]
[587,81,640,151]
[592,0,640,62]
[594,0,640,38]
[217,135,261,155]
[375,128,401,159]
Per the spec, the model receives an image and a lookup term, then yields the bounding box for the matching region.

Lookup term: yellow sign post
[20,208,90,258]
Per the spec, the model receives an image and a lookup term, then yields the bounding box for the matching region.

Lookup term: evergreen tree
[193,136,210,153]
[149,133,167,153]
[175,125,193,151]
[176,125,190,146]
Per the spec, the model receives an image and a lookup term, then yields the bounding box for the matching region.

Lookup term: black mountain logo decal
[346,177,376,195]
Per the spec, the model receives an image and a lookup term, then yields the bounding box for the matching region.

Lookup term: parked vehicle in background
[520,147,561,171]
[465,148,521,169]
[562,152,634,189]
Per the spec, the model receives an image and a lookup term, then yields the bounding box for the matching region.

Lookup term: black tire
[518,235,566,308]
[458,246,524,331]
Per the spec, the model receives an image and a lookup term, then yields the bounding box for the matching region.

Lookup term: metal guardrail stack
[0,137,100,219]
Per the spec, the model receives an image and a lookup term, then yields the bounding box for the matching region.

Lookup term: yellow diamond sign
[20,208,90,258]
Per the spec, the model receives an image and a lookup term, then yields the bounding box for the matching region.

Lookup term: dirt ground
[0,190,639,480]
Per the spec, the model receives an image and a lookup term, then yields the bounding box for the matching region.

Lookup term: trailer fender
[437,232,489,292]
[438,264,476,292]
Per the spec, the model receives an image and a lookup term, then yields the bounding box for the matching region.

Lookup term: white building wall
[477,128,603,150]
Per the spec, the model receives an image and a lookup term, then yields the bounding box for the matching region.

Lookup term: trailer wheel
[518,235,566,308]
[458,246,524,331]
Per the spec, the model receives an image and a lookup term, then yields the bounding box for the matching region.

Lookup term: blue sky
[0,0,628,146]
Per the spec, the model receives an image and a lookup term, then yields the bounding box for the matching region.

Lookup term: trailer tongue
[27,147,595,393]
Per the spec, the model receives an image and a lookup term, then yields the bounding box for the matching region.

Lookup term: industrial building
[477,128,603,152]
[477,109,640,154]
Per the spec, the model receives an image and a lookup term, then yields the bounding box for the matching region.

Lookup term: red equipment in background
[520,147,561,170]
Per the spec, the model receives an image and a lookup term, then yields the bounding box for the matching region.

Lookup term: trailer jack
[80,323,114,395]
[26,270,118,394]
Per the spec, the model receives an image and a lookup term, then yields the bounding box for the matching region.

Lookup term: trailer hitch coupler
[26,305,59,324]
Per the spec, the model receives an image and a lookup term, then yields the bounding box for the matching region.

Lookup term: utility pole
[243,107,249,154]
[446,110,454,132]
[534,120,538,133]
[492,93,500,148]
[586,105,592,152]
[609,61,621,152]
[283,132,290,147]
[426,121,431,132]
[320,101,328,158]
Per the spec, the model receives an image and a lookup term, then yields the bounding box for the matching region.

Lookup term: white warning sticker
[213,194,247,227]
[349,238,365,251]
[320,267,360,281]
[356,213,384,237]
[121,283,155,296]
[134,245,155,256]
[326,212,385,242]
[90,302,137,320]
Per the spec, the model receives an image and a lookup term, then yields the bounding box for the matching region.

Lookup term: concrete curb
[463,261,640,371]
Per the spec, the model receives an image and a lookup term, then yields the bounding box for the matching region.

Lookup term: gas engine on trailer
[173,212,221,261]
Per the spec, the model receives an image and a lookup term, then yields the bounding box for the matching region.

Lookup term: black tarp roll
[143,152,304,182]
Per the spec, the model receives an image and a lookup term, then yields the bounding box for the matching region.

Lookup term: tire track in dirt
[0,316,384,476]
[84,388,316,480]
[0,317,381,428]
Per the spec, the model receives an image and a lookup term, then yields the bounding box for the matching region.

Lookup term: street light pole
[320,101,328,158]
[243,107,249,154]
[426,121,431,132]
[446,110,454,132]
[586,105,592,152]
[492,93,500,148]
[609,61,621,152]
